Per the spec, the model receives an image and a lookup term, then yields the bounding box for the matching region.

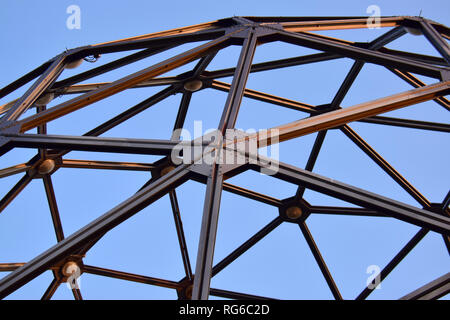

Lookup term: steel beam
[204,52,341,79]
[341,125,430,208]
[212,217,283,277]
[76,27,230,56]
[388,68,450,111]
[0,164,192,298]
[0,60,53,100]
[211,80,450,132]
[276,16,404,32]
[309,206,385,217]
[91,18,234,48]
[1,54,67,123]
[15,30,243,133]
[420,20,450,64]
[60,159,155,171]
[57,77,180,95]
[171,92,192,140]
[209,288,274,300]
[358,116,450,132]
[400,272,450,300]
[227,81,449,148]
[0,174,33,214]
[72,288,83,300]
[251,160,450,235]
[169,190,193,280]
[83,265,180,289]
[356,227,428,300]
[191,170,223,300]
[192,29,257,300]
[299,222,342,300]
[379,48,447,66]
[52,45,178,91]
[42,175,65,242]
[295,131,327,199]
[222,182,283,207]
[210,80,317,114]
[0,263,25,272]
[0,163,29,179]
[41,278,60,300]
[272,29,447,79]
[0,133,193,156]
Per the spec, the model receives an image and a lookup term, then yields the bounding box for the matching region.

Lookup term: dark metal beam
[0,174,33,214]
[1,133,191,156]
[192,29,257,300]
[1,54,67,123]
[356,227,428,300]
[299,222,342,300]
[204,52,340,79]
[309,206,385,217]
[359,116,450,132]
[42,175,65,242]
[218,31,258,131]
[379,47,448,66]
[222,182,283,207]
[169,190,193,280]
[272,29,447,79]
[388,68,450,111]
[420,20,450,64]
[251,160,450,235]
[212,217,283,277]
[209,288,275,300]
[211,80,450,132]
[0,164,192,298]
[72,288,83,300]
[171,92,192,140]
[74,26,230,56]
[224,81,450,149]
[0,60,52,100]
[83,265,180,289]
[442,190,450,210]
[41,278,60,300]
[15,30,243,133]
[400,272,450,300]
[192,169,224,300]
[341,125,431,208]
[295,130,327,199]
[60,159,155,171]
[210,80,317,114]
[52,45,177,91]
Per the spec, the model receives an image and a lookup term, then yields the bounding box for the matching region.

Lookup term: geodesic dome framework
[0,16,449,300]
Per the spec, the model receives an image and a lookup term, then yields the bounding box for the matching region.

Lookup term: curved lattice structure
[0,16,449,300]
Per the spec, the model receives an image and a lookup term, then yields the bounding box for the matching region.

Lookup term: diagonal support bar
[192,29,258,300]
[251,160,450,235]
[1,54,67,123]
[227,81,449,149]
[14,30,244,133]
[400,272,450,300]
[43,175,65,242]
[299,222,342,300]
[0,164,192,298]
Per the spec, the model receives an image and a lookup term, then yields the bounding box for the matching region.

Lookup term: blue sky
[0,0,449,299]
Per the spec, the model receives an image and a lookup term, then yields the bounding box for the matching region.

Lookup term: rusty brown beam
[0,163,30,179]
[277,16,405,32]
[60,159,155,171]
[227,81,449,148]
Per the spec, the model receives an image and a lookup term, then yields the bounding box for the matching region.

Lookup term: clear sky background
[0,0,449,299]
